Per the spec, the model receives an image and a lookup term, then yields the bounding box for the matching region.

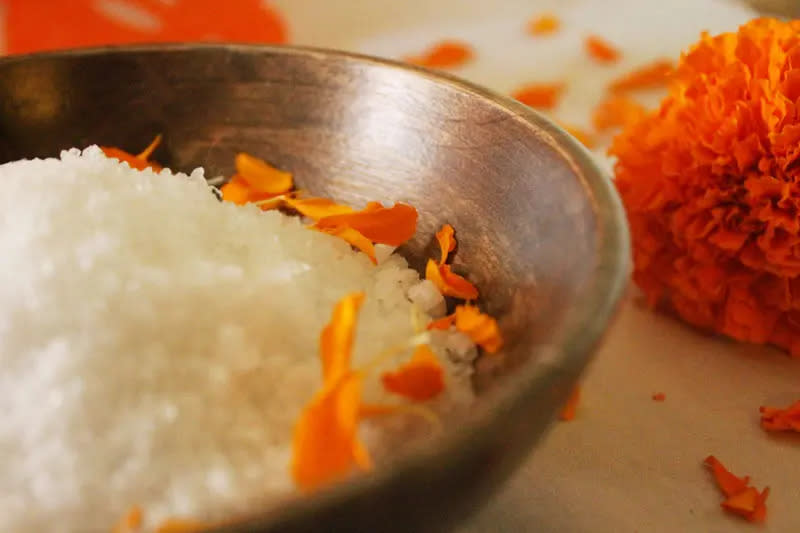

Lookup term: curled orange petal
[454,304,503,353]
[528,14,560,36]
[512,83,565,110]
[609,59,675,93]
[112,506,142,533]
[100,134,163,172]
[314,203,418,247]
[319,226,377,264]
[592,95,647,131]
[291,372,370,491]
[220,175,253,205]
[381,345,445,401]
[759,400,800,432]
[704,456,751,498]
[405,40,474,69]
[235,152,293,195]
[319,292,365,386]
[585,35,620,63]
[436,224,456,265]
[427,312,456,331]
[560,385,581,421]
[284,197,355,221]
[426,260,479,300]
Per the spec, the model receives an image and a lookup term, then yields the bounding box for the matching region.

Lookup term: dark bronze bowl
[0,44,630,533]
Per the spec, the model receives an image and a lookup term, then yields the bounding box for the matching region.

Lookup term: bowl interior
[0,45,629,533]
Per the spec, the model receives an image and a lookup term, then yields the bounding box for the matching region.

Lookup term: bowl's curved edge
[0,43,632,533]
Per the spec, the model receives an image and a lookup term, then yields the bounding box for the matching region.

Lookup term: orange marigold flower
[611,18,800,356]
[405,40,474,69]
[759,400,800,432]
[512,82,565,110]
[528,14,560,36]
[585,35,620,63]
[381,345,445,401]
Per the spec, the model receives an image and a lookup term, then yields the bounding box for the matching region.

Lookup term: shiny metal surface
[0,45,630,533]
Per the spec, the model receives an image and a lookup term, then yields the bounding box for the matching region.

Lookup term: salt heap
[0,147,477,532]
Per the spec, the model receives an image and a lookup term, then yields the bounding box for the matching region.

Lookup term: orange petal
[651,392,666,402]
[314,203,418,247]
[748,487,770,523]
[319,226,378,264]
[609,59,675,93]
[592,95,647,131]
[585,35,620,63]
[381,345,445,401]
[512,83,565,110]
[291,372,370,491]
[560,123,596,149]
[426,260,479,300]
[759,400,800,432]
[454,304,503,353]
[284,197,355,221]
[427,312,456,331]
[528,14,560,36]
[560,385,581,421]
[234,152,293,195]
[704,456,751,497]
[319,292,365,387]
[135,134,163,161]
[436,224,457,265]
[112,506,143,533]
[220,175,253,205]
[405,40,474,69]
[155,518,209,533]
[721,487,759,516]
[100,147,162,172]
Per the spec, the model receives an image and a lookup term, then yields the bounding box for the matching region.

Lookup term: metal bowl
[0,45,630,533]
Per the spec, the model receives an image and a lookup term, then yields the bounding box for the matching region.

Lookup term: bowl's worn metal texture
[0,45,630,533]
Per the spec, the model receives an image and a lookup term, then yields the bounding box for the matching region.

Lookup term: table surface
[3,1,799,531]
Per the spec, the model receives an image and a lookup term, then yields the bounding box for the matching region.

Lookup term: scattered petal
[426,260,479,300]
[405,40,474,69]
[512,83,565,110]
[436,224,457,265]
[704,456,751,498]
[284,197,355,221]
[609,59,675,93]
[721,487,759,517]
[234,152,293,195]
[319,292,365,386]
[759,400,800,432]
[585,35,620,63]
[314,202,418,247]
[100,135,163,172]
[427,312,456,331]
[454,304,503,353]
[136,133,163,161]
[528,14,560,36]
[220,175,253,205]
[560,386,581,421]
[652,392,666,402]
[319,226,378,264]
[381,345,445,401]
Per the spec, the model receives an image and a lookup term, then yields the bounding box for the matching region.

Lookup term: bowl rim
[1,42,632,531]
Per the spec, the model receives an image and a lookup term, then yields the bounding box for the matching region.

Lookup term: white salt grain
[0,147,476,533]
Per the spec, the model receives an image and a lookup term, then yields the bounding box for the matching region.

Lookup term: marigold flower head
[611,18,800,356]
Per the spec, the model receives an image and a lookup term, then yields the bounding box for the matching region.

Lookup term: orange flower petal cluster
[612,18,800,356]
[101,135,163,172]
[704,456,769,522]
[759,400,800,432]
